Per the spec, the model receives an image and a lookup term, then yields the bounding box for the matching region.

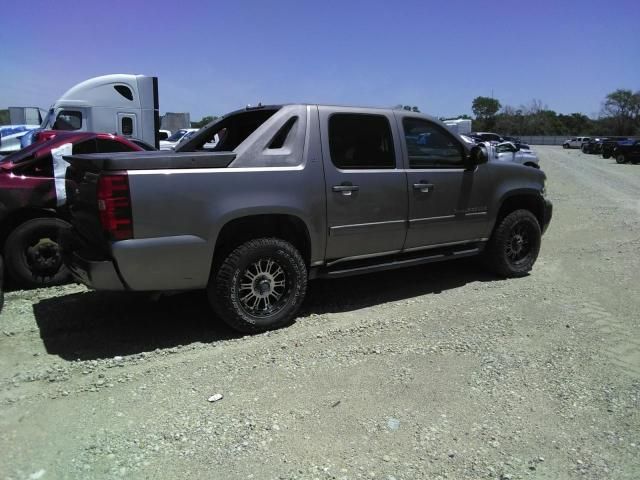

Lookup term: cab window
[403,118,464,168]
[328,114,395,169]
[53,110,82,131]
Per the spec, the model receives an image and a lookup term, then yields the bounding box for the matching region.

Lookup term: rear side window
[269,117,298,149]
[71,139,98,154]
[403,118,464,168]
[329,114,395,169]
[97,138,135,153]
[121,117,133,136]
[53,110,82,131]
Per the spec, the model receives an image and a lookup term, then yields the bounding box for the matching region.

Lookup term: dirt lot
[1,146,639,480]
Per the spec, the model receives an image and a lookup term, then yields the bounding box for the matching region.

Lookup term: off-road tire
[484,209,541,278]
[208,238,307,333]
[4,218,71,288]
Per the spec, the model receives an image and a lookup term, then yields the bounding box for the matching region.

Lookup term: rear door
[398,114,491,250]
[319,107,408,261]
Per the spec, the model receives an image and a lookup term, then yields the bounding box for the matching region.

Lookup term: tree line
[462,89,640,136]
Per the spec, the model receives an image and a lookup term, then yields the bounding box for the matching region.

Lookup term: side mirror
[467,144,488,168]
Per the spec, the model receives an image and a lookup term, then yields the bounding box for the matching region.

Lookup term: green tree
[601,89,640,135]
[191,115,217,128]
[471,96,501,130]
[471,96,501,120]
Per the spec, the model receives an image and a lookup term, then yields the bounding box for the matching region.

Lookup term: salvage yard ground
[1,146,639,480]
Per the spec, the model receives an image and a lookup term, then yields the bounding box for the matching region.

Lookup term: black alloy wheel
[484,209,542,277]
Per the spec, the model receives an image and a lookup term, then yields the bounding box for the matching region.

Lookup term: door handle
[332,184,359,196]
[413,182,434,193]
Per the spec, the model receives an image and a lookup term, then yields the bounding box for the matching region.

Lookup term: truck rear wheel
[4,218,71,288]
[208,238,307,333]
[484,209,541,278]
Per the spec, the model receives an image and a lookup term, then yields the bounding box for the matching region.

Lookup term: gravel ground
[1,145,639,480]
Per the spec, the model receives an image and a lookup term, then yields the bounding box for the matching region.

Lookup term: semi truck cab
[40,74,160,149]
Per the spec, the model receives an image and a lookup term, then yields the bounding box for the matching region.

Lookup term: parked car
[601,137,632,159]
[612,139,640,164]
[469,132,503,143]
[63,104,552,333]
[562,136,591,149]
[495,142,539,168]
[158,129,172,141]
[0,125,41,155]
[159,128,199,150]
[469,132,530,151]
[581,137,608,154]
[0,130,145,287]
[502,136,531,150]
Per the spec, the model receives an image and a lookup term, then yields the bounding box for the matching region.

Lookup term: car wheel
[562,144,568,149]
[4,218,72,288]
[208,237,308,333]
[581,145,588,153]
[616,154,627,164]
[484,209,541,278]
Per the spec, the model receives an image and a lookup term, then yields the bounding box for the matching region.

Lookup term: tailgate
[64,158,112,258]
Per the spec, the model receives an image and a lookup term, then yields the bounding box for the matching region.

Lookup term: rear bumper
[66,251,126,290]
[61,229,126,290]
[541,198,553,234]
[62,229,211,291]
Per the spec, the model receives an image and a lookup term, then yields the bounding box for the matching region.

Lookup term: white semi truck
[39,74,160,148]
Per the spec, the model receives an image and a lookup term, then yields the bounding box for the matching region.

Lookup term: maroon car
[0,130,145,287]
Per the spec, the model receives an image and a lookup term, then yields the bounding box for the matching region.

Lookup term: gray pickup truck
[63,104,552,333]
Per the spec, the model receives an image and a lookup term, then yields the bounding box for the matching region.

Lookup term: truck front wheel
[209,238,308,333]
[484,209,541,278]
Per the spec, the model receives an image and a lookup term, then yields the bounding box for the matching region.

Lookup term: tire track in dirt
[576,300,640,378]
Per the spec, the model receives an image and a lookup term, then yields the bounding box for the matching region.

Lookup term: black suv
[612,139,640,164]
[601,137,631,159]
[581,138,607,154]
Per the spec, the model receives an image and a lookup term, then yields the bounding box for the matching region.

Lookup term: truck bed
[63,151,236,171]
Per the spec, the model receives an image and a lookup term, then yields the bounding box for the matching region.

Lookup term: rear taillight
[97,173,133,240]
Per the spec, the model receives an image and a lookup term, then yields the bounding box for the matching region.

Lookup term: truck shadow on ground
[33,258,503,361]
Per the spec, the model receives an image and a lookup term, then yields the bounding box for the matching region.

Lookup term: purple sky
[1,0,638,120]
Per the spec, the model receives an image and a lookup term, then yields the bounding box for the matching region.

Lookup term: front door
[319,107,408,261]
[398,115,491,250]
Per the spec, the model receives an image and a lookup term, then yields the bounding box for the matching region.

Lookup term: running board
[312,247,481,279]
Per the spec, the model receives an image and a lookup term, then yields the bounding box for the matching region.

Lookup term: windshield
[40,109,55,129]
[166,130,188,142]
